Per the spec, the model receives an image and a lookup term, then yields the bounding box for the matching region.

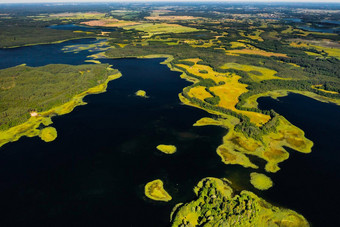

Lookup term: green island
[156,144,177,154]
[135,90,148,98]
[171,177,308,226]
[250,172,273,190]
[145,179,172,202]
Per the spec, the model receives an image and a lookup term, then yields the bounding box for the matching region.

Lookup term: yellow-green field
[229,41,248,48]
[225,47,288,58]
[290,41,340,59]
[250,172,273,190]
[145,179,172,202]
[156,144,177,154]
[187,86,213,100]
[221,62,288,82]
[240,29,264,41]
[135,90,148,98]
[312,45,340,59]
[305,51,323,57]
[39,127,57,142]
[176,60,271,126]
[124,23,199,36]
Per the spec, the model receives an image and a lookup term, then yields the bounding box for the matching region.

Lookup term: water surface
[0,44,232,226]
[48,24,116,32]
[258,93,340,227]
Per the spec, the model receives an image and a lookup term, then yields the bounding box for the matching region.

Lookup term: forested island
[0,2,339,226]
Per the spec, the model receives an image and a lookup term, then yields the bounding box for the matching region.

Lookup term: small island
[135,90,148,98]
[250,172,273,190]
[145,179,172,202]
[39,127,57,142]
[156,144,177,154]
[171,178,308,226]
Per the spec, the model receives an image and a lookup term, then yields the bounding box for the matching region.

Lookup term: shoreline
[1,36,99,49]
[0,69,122,148]
[243,90,340,109]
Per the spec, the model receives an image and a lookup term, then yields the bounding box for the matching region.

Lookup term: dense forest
[0,64,118,130]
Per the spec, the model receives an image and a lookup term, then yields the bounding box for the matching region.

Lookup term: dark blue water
[0,38,102,69]
[48,24,116,32]
[0,40,234,226]
[258,93,340,227]
[299,25,340,34]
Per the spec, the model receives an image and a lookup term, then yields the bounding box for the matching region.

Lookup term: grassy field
[39,127,57,142]
[229,41,248,48]
[290,40,340,59]
[145,179,172,202]
[156,144,177,154]
[225,48,288,57]
[221,62,288,82]
[188,86,213,100]
[240,29,264,41]
[312,45,340,59]
[135,90,148,98]
[176,60,271,126]
[250,172,273,190]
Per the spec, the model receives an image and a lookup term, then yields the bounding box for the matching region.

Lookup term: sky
[0,0,340,3]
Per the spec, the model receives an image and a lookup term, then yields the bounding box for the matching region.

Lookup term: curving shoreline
[0,70,122,148]
[243,90,340,109]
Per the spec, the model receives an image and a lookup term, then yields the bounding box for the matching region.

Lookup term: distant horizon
[1,0,340,4]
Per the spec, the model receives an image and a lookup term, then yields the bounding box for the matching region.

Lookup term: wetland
[1,2,340,226]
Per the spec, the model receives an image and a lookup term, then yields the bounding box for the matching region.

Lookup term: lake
[48,24,116,32]
[0,39,339,226]
[258,93,340,227]
[283,18,340,34]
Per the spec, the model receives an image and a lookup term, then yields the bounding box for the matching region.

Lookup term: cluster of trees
[234,111,279,141]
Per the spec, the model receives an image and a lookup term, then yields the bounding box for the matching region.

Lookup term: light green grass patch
[156,144,177,154]
[145,179,172,202]
[221,63,288,82]
[39,127,57,142]
[250,172,273,190]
